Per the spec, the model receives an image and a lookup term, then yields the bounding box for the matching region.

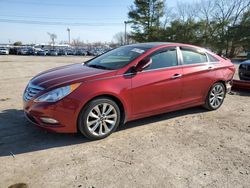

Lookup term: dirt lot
[0,55,250,188]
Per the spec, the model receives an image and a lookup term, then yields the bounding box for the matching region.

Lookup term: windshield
[85,46,149,70]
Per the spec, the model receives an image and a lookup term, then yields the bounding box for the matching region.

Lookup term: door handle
[208,66,214,70]
[171,74,182,79]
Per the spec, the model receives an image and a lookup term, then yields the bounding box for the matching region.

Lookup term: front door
[131,47,183,117]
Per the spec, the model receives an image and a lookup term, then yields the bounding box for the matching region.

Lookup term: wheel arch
[203,80,227,101]
[203,80,226,110]
[77,94,127,132]
[215,80,226,89]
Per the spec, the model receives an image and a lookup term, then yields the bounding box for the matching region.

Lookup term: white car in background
[0,47,9,55]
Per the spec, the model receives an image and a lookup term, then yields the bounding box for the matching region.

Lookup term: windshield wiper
[86,64,113,70]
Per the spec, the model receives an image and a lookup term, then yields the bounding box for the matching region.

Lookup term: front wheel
[78,98,121,140]
[203,82,226,111]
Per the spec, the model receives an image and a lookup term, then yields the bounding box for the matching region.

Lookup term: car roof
[126,42,206,50]
[127,42,174,49]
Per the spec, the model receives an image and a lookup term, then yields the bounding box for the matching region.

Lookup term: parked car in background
[239,60,250,80]
[66,49,76,55]
[17,48,28,55]
[48,49,58,56]
[9,47,18,55]
[87,49,99,56]
[17,47,35,55]
[23,43,235,140]
[6,45,111,57]
[75,49,87,56]
[37,49,48,56]
[0,47,9,55]
[58,49,67,56]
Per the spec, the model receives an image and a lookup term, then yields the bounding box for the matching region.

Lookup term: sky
[0,0,192,44]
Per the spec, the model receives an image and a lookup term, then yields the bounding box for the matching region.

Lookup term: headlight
[35,83,81,102]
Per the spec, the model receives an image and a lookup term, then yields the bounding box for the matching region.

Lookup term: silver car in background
[0,47,9,55]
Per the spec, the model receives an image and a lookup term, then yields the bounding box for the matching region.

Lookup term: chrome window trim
[139,64,181,74]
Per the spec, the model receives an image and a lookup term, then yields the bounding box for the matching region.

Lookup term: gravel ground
[0,55,249,188]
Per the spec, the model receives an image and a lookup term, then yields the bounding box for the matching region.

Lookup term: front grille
[23,83,44,101]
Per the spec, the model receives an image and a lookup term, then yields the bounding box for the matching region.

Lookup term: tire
[78,98,121,140]
[203,82,226,111]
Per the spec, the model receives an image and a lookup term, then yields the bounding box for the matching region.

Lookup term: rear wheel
[78,98,120,140]
[204,82,226,110]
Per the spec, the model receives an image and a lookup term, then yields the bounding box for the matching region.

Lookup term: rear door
[179,46,216,104]
[131,47,183,117]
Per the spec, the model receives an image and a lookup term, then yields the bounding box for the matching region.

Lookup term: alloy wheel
[209,84,225,109]
[86,103,118,136]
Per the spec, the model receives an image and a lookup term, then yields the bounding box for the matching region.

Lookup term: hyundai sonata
[23,43,235,140]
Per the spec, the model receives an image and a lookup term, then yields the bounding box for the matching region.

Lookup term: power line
[0,18,123,26]
[0,0,127,7]
[0,14,125,21]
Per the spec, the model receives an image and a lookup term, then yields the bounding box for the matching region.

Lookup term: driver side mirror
[134,57,152,72]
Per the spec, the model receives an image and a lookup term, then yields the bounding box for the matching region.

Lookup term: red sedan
[23,43,235,140]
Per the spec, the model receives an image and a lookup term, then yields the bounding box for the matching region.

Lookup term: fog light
[40,117,59,124]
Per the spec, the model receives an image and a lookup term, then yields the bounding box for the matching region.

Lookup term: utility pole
[67,28,71,45]
[124,21,128,45]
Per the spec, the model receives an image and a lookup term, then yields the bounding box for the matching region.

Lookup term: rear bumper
[226,80,233,93]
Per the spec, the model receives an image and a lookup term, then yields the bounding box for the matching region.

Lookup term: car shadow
[0,109,88,157]
[118,107,207,131]
[0,107,207,157]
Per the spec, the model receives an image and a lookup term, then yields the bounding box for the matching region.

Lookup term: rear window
[181,48,208,65]
[207,53,219,62]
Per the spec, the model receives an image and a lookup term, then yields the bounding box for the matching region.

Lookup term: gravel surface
[0,55,249,188]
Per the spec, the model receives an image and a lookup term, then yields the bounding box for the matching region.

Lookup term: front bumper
[23,98,80,133]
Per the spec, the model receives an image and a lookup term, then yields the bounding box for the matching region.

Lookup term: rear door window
[180,47,208,65]
[207,53,219,62]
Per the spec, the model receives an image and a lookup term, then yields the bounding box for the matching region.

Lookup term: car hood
[30,63,117,89]
[241,60,250,65]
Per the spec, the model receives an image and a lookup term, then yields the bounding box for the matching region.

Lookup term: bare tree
[196,0,217,46]
[47,32,57,48]
[113,32,125,45]
[212,0,250,56]
[163,6,176,28]
[175,1,199,22]
[72,38,84,47]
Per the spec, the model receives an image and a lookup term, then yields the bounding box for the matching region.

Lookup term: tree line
[126,0,250,58]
